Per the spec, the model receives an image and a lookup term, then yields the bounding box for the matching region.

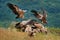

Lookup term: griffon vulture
[7,3,27,19]
[31,9,47,24]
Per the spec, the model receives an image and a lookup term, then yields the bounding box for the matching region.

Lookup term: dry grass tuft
[0,27,60,40]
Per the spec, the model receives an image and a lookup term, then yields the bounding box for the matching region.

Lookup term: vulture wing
[31,10,43,19]
[41,8,47,18]
[41,8,47,24]
[31,9,47,24]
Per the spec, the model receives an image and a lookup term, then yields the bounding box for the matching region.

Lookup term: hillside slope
[0,28,60,40]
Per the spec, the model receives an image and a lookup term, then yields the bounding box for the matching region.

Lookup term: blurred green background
[0,0,60,28]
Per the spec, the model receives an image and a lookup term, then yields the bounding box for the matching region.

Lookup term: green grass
[0,27,60,40]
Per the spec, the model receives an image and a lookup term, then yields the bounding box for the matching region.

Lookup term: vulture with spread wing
[7,3,27,19]
[31,9,47,24]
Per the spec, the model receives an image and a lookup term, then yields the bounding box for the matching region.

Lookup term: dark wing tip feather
[41,8,47,17]
[31,10,37,13]
[7,3,16,10]
[7,3,13,8]
[31,10,39,16]
[7,3,12,6]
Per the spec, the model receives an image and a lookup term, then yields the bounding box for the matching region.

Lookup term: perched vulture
[33,22,47,34]
[15,19,36,29]
[15,19,37,32]
[7,3,27,19]
[31,9,47,24]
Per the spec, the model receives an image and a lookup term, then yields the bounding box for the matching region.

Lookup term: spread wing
[41,8,47,18]
[41,8,47,23]
[7,3,26,19]
[31,10,43,19]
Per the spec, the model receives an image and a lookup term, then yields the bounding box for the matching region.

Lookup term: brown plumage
[15,19,36,32]
[7,3,27,19]
[33,22,47,34]
[31,9,47,24]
